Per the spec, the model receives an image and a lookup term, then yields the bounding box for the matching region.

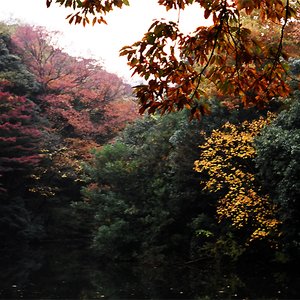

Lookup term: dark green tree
[0,32,39,96]
[80,103,250,262]
[255,98,300,256]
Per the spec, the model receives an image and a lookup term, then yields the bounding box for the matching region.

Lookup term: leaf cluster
[48,0,299,118]
[47,0,130,26]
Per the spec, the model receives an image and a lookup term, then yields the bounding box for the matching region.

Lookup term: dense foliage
[76,105,273,262]
[0,22,137,243]
[0,10,299,270]
[11,25,137,141]
[80,111,211,261]
[0,91,41,191]
[255,98,300,255]
[194,116,281,244]
[0,32,38,95]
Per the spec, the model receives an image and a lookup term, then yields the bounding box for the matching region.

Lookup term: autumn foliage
[0,23,139,201]
[194,115,281,243]
[0,89,41,192]
[47,0,299,118]
[0,5,299,267]
[12,25,138,140]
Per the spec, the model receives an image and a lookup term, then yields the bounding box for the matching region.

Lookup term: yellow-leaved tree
[194,115,281,243]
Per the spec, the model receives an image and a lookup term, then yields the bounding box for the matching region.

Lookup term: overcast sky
[0,0,211,82]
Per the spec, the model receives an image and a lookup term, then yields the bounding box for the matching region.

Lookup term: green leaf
[76,0,83,7]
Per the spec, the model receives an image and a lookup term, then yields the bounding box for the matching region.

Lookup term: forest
[0,0,300,297]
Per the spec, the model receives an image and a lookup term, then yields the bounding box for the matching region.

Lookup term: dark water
[0,243,299,299]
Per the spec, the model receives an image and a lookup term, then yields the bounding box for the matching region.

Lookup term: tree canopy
[0,17,299,268]
[0,22,138,243]
[47,0,299,118]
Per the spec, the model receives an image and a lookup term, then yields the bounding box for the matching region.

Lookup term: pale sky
[0,0,211,82]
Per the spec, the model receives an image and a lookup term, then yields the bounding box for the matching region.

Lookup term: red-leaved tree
[12,25,138,141]
[0,86,41,193]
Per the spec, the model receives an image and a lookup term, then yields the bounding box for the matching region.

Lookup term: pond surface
[0,243,299,299]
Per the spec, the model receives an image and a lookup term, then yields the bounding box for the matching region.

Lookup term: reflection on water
[0,243,299,299]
